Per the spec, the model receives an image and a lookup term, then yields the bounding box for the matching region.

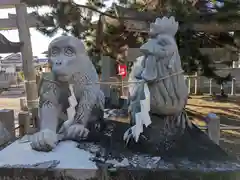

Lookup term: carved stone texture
[126,16,190,143]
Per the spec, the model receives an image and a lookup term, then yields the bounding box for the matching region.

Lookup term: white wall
[5,66,15,73]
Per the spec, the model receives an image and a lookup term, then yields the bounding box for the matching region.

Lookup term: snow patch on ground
[0,140,97,169]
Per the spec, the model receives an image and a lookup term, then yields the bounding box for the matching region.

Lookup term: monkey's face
[49,45,77,81]
[48,36,86,82]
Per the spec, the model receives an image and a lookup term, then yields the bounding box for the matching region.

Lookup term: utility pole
[15,3,39,129]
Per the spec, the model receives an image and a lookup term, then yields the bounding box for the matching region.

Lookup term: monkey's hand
[30,129,58,152]
[63,124,89,141]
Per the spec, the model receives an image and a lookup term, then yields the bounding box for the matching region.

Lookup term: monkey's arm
[39,76,60,133]
[30,77,60,152]
[73,86,97,127]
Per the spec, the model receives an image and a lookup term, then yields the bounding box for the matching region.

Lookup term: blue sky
[0,0,113,58]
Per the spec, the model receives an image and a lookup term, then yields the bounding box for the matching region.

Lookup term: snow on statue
[30,36,105,152]
[125,16,192,143]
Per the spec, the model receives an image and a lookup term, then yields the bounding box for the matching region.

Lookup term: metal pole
[15,3,39,129]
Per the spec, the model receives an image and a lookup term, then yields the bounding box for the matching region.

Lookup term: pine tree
[24,0,111,73]
[114,0,239,83]
[174,0,240,83]
[23,0,240,82]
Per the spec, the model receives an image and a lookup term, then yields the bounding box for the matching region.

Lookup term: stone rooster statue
[124,16,192,144]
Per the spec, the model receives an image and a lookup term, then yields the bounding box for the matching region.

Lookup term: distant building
[0,53,48,72]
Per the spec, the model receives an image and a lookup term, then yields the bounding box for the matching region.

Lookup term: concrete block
[0,109,15,139]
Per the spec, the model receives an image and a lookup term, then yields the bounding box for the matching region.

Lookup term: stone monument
[28,18,232,160]
[0,17,239,180]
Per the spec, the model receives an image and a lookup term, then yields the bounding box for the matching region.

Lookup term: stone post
[0,121,11,146]
[209,78,212,95]
[0,109,15,139]
[206,113,220,145]
[188,77,191,94]
[18,111,37,136]
[18,111,30,136]
[231,78,236,96]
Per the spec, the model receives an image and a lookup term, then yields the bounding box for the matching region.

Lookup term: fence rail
[184,75,240,95]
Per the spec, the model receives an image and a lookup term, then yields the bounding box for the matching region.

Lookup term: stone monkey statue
[30,36,105,151]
